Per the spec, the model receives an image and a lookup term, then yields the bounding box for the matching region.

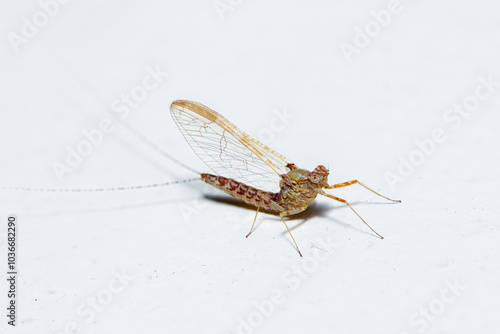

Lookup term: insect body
[171,100,400,257]
[202,164,325,215]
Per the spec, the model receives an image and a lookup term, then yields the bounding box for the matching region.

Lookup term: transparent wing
[170,100,293,192]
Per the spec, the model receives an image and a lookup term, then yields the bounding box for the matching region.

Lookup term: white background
[1,1,499,333]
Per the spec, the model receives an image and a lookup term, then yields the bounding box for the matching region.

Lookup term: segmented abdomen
[201,174,282,212]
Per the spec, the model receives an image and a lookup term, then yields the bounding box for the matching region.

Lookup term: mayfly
[1,100,400,257]
[169,100,400,257]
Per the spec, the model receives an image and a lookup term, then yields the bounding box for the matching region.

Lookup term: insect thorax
[276,168,322,215]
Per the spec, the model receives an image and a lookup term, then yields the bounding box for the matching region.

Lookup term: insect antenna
[0,178,201,193]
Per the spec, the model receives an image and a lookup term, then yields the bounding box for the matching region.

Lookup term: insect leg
[279,213,303,257]
[319,191,384,239]
[326,180,401,203]
[260,193,302,257]
[246,201,261,238]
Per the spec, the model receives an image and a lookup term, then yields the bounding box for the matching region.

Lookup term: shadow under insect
[203,193,394,239]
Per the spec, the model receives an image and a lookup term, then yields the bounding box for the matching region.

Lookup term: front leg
[319,190,384,239]
[326,180,400,203]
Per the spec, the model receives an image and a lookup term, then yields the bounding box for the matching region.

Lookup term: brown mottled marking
[201,174,282,213]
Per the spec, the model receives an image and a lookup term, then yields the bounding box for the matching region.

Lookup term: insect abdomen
[201,174,281,212]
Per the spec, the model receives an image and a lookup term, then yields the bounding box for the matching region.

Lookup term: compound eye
[310,176,320,183]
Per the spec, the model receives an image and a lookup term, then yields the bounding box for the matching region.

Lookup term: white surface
[1,1,499,333]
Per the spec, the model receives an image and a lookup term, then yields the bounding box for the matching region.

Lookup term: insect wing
[170,100,292,192]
